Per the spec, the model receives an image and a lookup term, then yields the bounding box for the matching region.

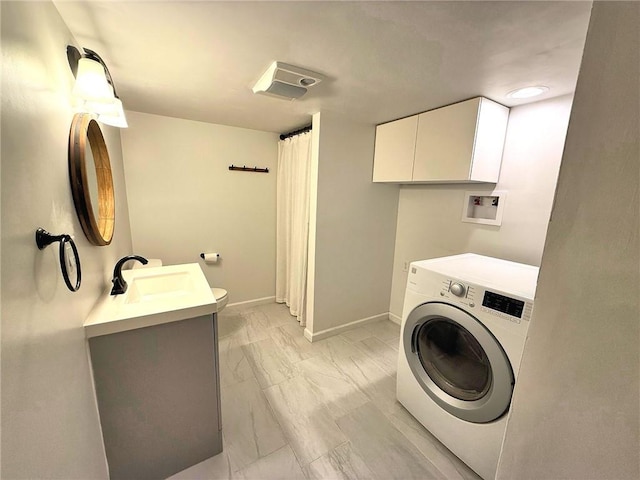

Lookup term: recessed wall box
[252,61,323,100]
[462,191,507,226]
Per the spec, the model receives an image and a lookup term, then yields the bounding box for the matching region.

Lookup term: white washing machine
[397,253,538,480]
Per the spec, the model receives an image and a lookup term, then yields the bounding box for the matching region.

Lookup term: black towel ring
[36,228,82,292]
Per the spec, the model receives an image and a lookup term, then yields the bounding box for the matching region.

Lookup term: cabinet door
[413,98,480,182]
[372,115,418,182]
[89,315,222,479]
[469,99,509,182]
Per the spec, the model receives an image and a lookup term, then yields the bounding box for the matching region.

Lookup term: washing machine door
[403,302,514,423]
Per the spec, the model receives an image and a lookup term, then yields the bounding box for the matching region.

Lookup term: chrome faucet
[110,255,148,295]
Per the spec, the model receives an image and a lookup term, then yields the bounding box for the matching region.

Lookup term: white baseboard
[388,312,402,325]
[226,296,275,311]
[304,312,390,343]
[303,328,313,342]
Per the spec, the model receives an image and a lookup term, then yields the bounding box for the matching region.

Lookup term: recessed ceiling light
[507,86,550,99]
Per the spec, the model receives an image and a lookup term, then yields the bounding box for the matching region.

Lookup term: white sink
[125,271,195,304]
[84,263,217,338]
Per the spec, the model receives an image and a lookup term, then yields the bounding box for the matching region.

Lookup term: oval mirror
[68,113,115,246]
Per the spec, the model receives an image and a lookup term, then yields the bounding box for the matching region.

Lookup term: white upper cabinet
[372,97,509,183]
[372,114,418,182]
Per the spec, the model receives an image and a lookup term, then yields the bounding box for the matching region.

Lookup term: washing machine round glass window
[404,302,514,424]
[416,319,492,401]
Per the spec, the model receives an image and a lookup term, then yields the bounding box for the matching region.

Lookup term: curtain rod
[279,124,312,140]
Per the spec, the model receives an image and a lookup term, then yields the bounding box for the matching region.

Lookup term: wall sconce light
[67,45,128,128]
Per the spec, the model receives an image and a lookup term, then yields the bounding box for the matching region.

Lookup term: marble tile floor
[168,303,480,480]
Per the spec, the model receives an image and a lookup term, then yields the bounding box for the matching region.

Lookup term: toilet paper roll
[201,252,219,264]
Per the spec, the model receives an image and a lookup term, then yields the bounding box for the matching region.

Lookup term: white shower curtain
[275,131,312,326]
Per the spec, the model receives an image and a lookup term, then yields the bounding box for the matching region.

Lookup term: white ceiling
[54,1,592,134]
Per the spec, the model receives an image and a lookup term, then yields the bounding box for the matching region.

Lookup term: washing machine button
[450,282,466,297]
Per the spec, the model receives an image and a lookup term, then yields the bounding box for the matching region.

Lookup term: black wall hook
[228,165,269,173]
[36,228,82,292]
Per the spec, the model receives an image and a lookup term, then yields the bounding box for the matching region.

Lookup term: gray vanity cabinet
[88,314,222,480]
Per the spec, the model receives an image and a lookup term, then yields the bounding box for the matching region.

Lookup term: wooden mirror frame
[68,113,115,246]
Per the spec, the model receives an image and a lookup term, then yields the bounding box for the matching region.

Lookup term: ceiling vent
[252,61,323,100]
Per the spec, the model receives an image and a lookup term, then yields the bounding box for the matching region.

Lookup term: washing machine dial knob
[450,282,466,297]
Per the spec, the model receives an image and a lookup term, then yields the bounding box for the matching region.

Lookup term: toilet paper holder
[200,252,220,264]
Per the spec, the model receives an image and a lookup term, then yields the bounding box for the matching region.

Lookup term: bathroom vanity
[84,264,221,480]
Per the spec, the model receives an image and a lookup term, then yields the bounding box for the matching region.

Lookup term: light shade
[68,46,128,129]
[97,98,128,128]
[73,98,116,116]
[72,58,114,101]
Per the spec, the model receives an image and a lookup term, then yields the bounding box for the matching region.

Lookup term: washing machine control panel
[439,278,533,324]
[449,282,465,297]
[439,280,476,307]
[480,291,534,324]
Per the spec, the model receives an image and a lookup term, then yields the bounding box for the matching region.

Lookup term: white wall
[1,2,134,478]
[388,95,573,319]
[497,2,639,478]
[120,111,278,304]
[305,111,399,339]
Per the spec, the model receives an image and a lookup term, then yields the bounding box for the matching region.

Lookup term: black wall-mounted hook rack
[36,228,82,292]
[229,165,269,173]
